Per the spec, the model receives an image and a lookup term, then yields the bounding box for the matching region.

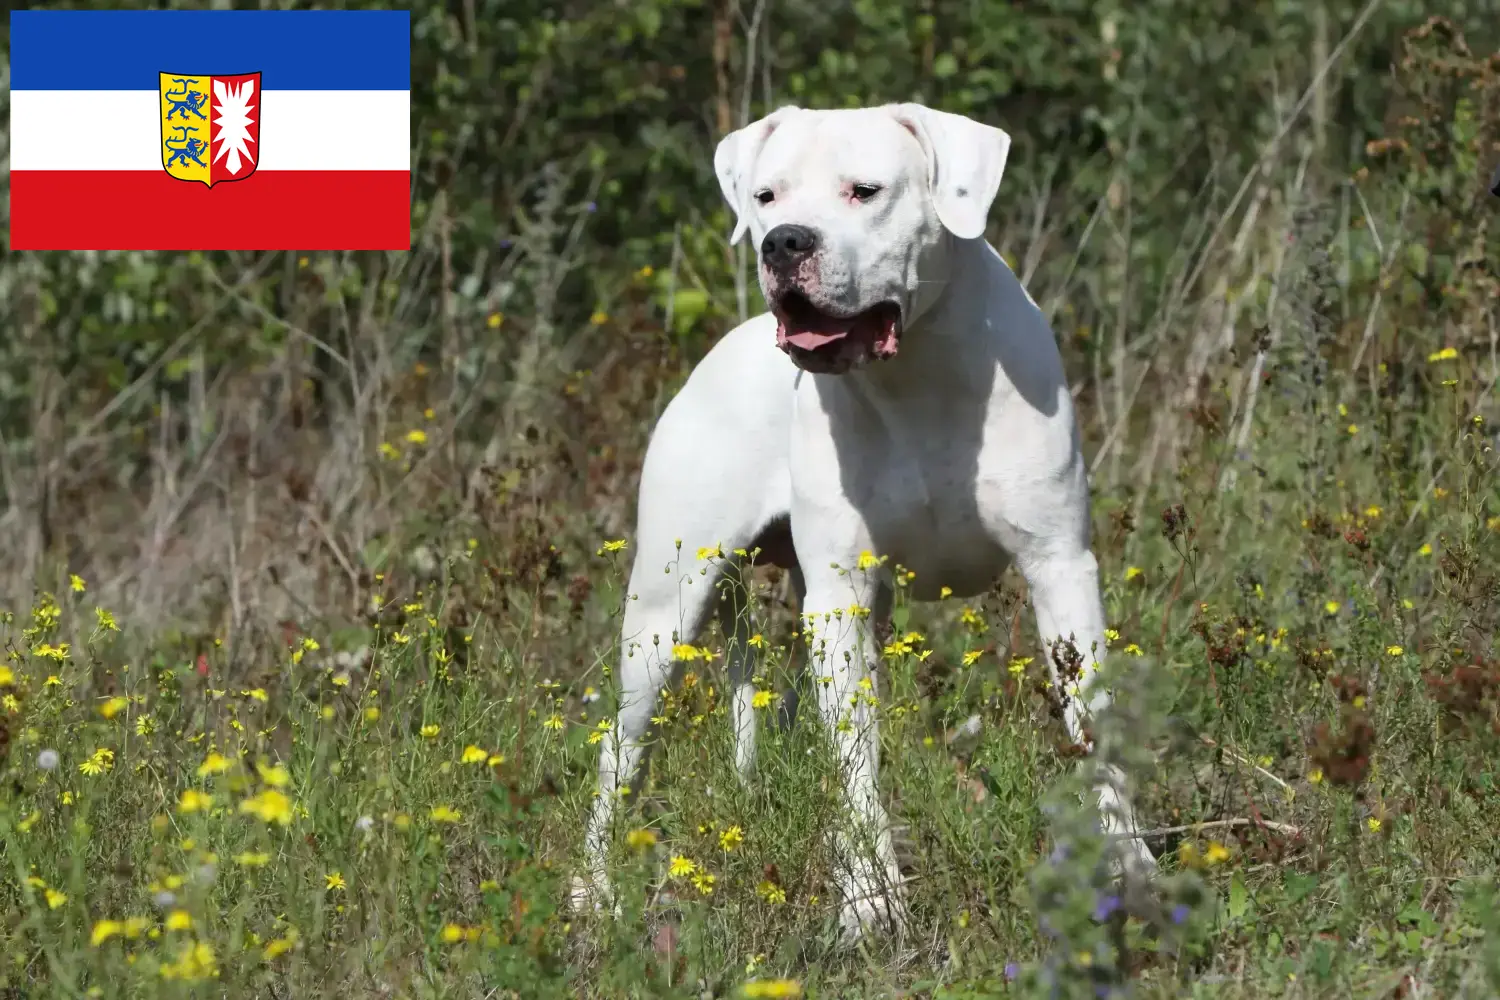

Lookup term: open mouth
[771,291,902,373]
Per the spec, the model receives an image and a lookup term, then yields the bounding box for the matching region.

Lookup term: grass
[2,16,1499,1000]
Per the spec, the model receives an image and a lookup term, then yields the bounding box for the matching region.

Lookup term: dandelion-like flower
[36,749,59,771]
[324,871,346,891]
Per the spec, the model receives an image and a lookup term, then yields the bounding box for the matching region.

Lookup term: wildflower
[197,752,232,777]
[719,825,744,851]
[95,607,119,631]
[697,544,724,561]
[856,550,883,570]
[543,713,564,731]
[441,923,465,944]
[91,920,124,946]
[153,891,176,909]
[99,696,129,719]
[626,828,657,851]
[233,852,271,867]
[45,888,67,909]
[691,870,716,895]
[324,872,346,891]
[177,789,213,814]
[262,935,297,960]
[1367,817,1381,833]
[165,910,193,931]
[37,749,59,771]
[1204,841,1231,865]
[1418,543,1432,556]
[1386,645,1403,656]
[34,643,70,661]
[355,815,374,833]
[135,714,155,736]
[461,745,489,764]
[420,724,440,738]
[159,940,216,981]
[747,634,766,648]
[79,748,114,776]
[1427,346,1458,362]
[429,805,462,823]
[240,789,293,826]
[1008,656,1033,676]
[70,574,87,593]
[1104,628,1120,643]
[668,855,697,878]
[331,672,350,687]
[404,429,427,445]
[0,667,14,687]
[751,690,774,710]
[1123,643,1144,656]
[1124,566,1143,581]
[742,980,802,998]
[588,719,613,745]
[364,706,381,722]
[1324,601,1340,615]
[243,688,268,702]
[18,811,40,833]
[757,881,786,904]
[598,539,627,554]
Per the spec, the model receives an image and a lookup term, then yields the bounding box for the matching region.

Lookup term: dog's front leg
[1021,547,1157,877]
[801,568,907,942]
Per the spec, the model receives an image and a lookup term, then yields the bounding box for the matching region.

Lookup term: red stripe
[10,171,410,250]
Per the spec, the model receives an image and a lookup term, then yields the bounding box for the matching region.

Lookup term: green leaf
[1227,875,1249,920]
[670,288,709,336]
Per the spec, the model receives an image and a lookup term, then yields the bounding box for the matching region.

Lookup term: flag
[9,10,411,251]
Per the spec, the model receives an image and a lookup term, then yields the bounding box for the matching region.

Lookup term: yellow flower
[589,310,609,326]
[587,719,613,745]
[91,920,124,946]
[79,748,114,776]
[461,745,490,764]
[197,752,232,777]
[405,429,428,445]
[243,688,268,702]
[165,910,193,931]
[1008,656,1033,676]
[543,713,564,731]
[331,672,350,687]
[691,871,716,895]
[95,607,119,631]
[34,643,70,661]
[747,634,766,648]
[441,923,465,944]
[429,805,462,823]
[697,544,724,561]
[668,855,697,878]
[240,789,293,826]
[1367,817,1382,833]
[599,538,627,554]
[1104,628,1120,642]
[626,828,657,851]
[262,934,297,960]
[1427,346,1458,362]
[742,978,802,998]
[256,763,290,788]
[1386,645,1403,656]
[719,825,744,851]
[1123,643,1144,656]
[1324,601,1340,615]
[177,789,213,814]
[364,706,381,722]
[420,724,440,738]
[1204,841,1231,865]
[160,940,216,981]
[45,888,67,910]
[757,881,787,905]
[1418,543,1432,556]
[70,574,87,593]
[856,549,884,570]
[751,690,774,710]
[1124,566,1143,581]
[487,312,504,329]
[0,666,14,687]
[324,872,346,891]
[233,852,272,867]
[962,650,983,666]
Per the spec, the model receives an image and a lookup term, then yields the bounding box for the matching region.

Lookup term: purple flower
[1171,903,1191,925]
[499,239,513,249]
[585,201,598,212]
[1093,893,1121,921]
[1004,962,1020,981]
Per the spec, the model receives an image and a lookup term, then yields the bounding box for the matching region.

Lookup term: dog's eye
[754,189,775,205]
[851,183,882,202]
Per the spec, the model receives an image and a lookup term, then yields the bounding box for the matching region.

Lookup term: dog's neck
[847,234,1000,399]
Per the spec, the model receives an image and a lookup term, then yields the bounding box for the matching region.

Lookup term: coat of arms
[158,72,261,187]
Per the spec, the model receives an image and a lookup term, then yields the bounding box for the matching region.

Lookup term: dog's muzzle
[771,290,902,375]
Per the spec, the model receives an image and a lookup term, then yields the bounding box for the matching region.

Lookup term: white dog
[573,102,1156,939]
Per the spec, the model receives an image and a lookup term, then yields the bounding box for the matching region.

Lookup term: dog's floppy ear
[890,103,1011,240]
[714,106,799,246]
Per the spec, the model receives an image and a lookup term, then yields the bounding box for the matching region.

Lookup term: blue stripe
[11,10,409,91]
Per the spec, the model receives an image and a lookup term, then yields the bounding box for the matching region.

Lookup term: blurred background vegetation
[0,0,1494,643]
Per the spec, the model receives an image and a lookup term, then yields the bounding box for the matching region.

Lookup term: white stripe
[10,90,409,171]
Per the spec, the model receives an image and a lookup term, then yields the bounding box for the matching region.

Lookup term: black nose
[760,224,819,272]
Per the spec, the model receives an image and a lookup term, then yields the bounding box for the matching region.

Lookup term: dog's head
[715,103,1010,374]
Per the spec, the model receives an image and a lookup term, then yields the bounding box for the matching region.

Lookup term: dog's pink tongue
[783,328,847,351]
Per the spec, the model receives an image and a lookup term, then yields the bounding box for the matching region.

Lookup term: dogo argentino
[572,102,1157,939]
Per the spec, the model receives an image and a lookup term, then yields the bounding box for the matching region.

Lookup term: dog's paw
[837,888,909,946]
[568,873,613,917]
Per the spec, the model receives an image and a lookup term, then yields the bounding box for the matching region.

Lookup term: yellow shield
[159,74,213,185]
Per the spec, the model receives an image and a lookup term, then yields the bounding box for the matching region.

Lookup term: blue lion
[164,79,208,120]
[164,126,207,169]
